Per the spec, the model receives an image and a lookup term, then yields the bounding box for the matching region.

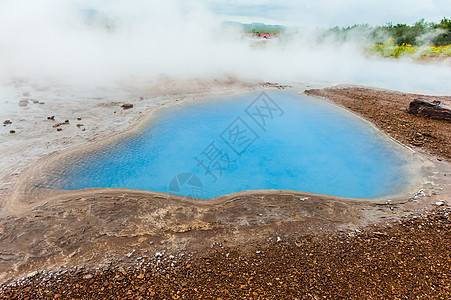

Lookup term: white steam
[0,0,451,95]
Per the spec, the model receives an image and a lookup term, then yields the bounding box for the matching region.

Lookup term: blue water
[57,91,410,199]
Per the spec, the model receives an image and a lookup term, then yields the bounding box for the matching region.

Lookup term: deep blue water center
[59,91,409,199]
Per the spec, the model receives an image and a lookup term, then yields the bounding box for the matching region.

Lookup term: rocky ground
[1,206,450,299]
[1,85,450,299]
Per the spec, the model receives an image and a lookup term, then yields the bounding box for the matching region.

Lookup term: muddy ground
[2,206,450,299]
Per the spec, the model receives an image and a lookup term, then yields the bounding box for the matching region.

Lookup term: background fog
[0,0,450,95]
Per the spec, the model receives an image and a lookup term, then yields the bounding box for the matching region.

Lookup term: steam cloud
[0,0,450,95]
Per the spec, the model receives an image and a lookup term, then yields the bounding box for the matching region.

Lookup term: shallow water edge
[7,87,442,210]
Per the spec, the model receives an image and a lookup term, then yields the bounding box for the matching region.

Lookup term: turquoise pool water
[57,91,410,199]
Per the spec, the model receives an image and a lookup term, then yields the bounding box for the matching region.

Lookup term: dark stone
[409,98,451,122]
[121,103,134,109]
[53,122,69,128]
[410,140,424,146]
[3,120,12,125]
[47,116,55,121]
[10,130,15,134]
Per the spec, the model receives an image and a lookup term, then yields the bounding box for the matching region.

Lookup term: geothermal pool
[56,91,411,199]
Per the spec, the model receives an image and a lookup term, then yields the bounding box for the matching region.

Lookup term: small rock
[19,99,29,107]
[53,122,69,128]
[410,140,424,146]
[3,120,12,125]
[434,201,445,206]
[26,271,37,278]
[77,117,82,120]
[412,189,425,200]
[31,99,39,104]
[373,231,387,236]
[10,130,15,134]
[82,274,93,279]
[114,275,123,280]
[47,116,55,121]
[76,124,83,128]
[57,128,62,132]
[121,103,134,109]
[64,120,69,124]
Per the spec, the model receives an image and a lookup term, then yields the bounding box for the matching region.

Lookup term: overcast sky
[200,0,451,27]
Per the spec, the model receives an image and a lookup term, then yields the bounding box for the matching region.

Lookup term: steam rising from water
[0,0,450,94]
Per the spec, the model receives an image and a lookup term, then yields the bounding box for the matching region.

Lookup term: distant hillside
[224,21,285,34]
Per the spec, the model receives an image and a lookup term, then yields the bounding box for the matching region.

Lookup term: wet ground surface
[0,190,379,282]
[1,206,450,299]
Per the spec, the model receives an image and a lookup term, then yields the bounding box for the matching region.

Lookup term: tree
[432,17,451,46]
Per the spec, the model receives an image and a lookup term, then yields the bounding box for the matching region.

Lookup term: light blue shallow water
[57,91,410,199]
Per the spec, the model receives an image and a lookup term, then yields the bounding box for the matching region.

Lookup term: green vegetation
[432,17,451,45]
[325,17,451,59]
[370,42,451,59]
[235,17,450,50]
[241,23,284,35]
[331,17,451,47]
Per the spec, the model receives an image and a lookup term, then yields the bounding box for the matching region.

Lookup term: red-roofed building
[242,33,279,39]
